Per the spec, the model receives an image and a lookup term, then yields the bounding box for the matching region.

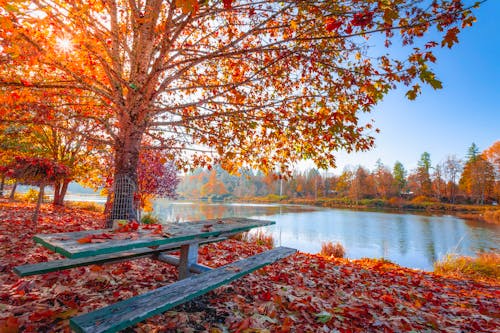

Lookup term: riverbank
[244,195,500,224]
[0,200,498,332]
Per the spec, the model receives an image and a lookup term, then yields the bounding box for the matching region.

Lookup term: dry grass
[434,252,500,283]
[236,230,275,249]
[483,210,500,224]
[320,241,346,258]
[65,201,105,213]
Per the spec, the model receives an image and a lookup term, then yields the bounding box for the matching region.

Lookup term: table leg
[178,243,199,279]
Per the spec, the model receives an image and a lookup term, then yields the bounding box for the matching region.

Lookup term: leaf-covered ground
[0,200,499,332]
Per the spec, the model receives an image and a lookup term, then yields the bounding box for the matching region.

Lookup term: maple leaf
[325,18,342,32]
[222,0,233,9]
[175,0,199,14]
[0,316,19,333]
[77,236,93,243]
[442,27,460,48]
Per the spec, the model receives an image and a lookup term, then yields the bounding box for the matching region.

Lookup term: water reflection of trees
[152,200,318,223]
[151,201,500,270]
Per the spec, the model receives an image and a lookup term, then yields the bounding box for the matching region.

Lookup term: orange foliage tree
[484,141,500,201]
[0,0,478,222]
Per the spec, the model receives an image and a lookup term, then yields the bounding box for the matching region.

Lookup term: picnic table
[14,217,296,333]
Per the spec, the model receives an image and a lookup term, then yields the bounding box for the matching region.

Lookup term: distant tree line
[178,142,500,205]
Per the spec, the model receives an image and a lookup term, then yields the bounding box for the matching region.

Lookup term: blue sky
[327,0,500,174]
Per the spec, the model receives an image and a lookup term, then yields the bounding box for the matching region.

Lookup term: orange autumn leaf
[0,316,19,333]
[77,236,93,244]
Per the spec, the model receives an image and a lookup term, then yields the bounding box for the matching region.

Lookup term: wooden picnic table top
[34,217,274,259]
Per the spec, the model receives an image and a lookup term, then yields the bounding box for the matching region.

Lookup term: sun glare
[56,38,73,52]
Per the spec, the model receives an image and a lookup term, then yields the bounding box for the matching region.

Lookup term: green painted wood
[15,237,226,277]
[34,218,274,258]
[70,247,296,333]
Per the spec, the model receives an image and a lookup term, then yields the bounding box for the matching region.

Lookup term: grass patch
[434,252,500,282]
[236,230,275,249]
[320,241,346,258]
[483,210,500,224]
[141,213,161,224]
[65,201,104,213]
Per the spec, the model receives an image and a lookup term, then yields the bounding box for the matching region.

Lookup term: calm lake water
[152,200,500,271]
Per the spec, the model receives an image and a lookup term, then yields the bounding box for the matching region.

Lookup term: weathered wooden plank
[34,218,274,258]
[14,237,226,277]
[156,254,212,274]
[70,247,296,333]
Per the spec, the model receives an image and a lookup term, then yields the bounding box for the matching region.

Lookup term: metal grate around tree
[107,174,138,224]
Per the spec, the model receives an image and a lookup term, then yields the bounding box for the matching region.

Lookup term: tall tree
[484,141,500,176]
[349,166,373,203]
[392,161,407,196]
[432,163,445,200]
[466,142,481,162]
[200,169,228,199]
[484,141,500,202]
[443,155,462,203]
[373,159,393,199]
[0,0,478,222]
[460,142,494,204]
[416,152,433,196]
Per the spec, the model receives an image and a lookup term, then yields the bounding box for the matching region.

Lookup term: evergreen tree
[393,161,407,195]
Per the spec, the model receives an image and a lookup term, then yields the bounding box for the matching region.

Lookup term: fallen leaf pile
[0,200,499,332]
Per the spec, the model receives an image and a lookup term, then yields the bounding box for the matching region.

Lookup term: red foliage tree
[8,156,70,222]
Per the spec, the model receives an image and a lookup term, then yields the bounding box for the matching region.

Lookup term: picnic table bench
[14,217,296,333]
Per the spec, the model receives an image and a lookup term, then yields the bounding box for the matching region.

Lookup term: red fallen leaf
[259,290,272,301]
[93,233,113,239]
[201,224,213,232]
[0,316,19,333]
[280,316,293,333]
[380,294,396,305]
[231,317,250,331]
[29,309,55,322]
[77,236,93,244]
[129,220,139,231]
[89,265,104,272]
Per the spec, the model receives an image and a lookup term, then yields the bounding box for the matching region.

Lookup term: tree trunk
[106,127,144,227]
[0,175,4,197]
[33,184,45,224]
[58,179,70,205]
[53,178,70,205]
[9,181,17,200]
[53,180,61,205]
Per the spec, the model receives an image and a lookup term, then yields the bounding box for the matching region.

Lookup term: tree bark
[53,180,61,205]
[32,184,45,224]
[58,179,70,205]
[53,178,70,205]
[107,127,144,227]
[0,175,4,197]
[9,181,17,200]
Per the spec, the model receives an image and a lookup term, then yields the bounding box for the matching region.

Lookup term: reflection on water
[152,200,500,271]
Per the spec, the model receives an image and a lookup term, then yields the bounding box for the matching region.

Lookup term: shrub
[483,210,500,224]
[66,201,104,213]
[239,230,274,249]
[434,252,500,282]
[141,213,161,224]
[23,188,40,203]
[388,197,404,208]
[411,195,438,204]
[320,241,346,258]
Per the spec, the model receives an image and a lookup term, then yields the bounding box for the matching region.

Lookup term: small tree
[9,156,70,223]
[136,151,179,218]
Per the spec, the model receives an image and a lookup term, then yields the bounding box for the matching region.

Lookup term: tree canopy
[0,0,479,219]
